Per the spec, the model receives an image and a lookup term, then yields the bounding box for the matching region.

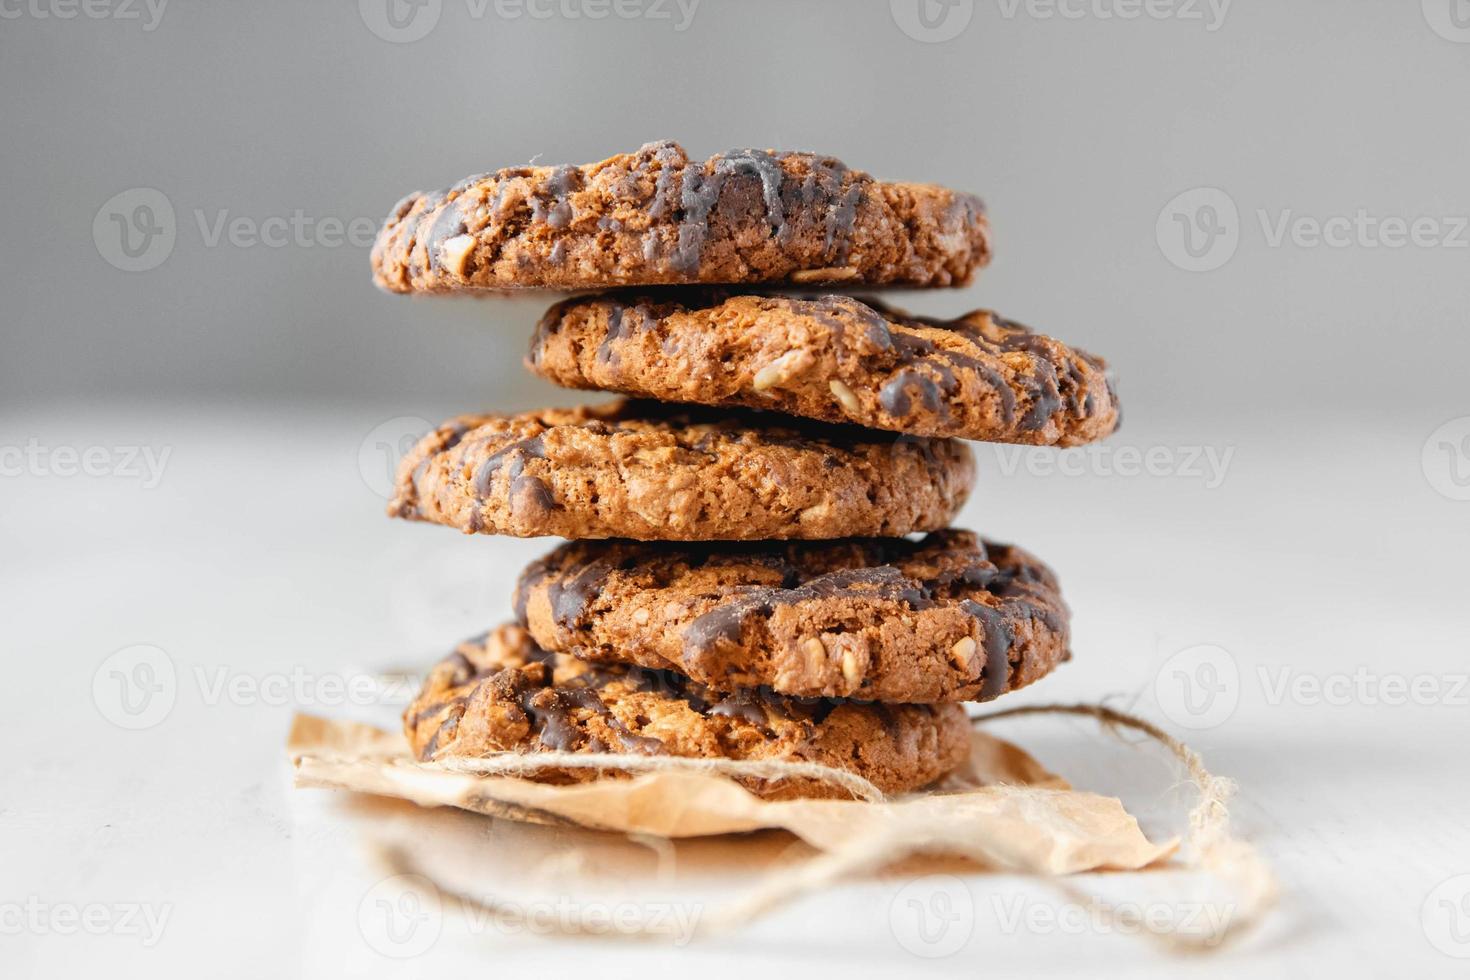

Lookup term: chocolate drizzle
[470,435,546,497]
[509,474,555,518]
[879,370,941,418]
[672,148,788,272]
[960,599,1013,701]
[544,558,617,629]
[631,142,865,274]
[594,302,652,369]
[707,689,768,727]
[531,164,580,229]
[426,200,467,271]
[682,564,936,663]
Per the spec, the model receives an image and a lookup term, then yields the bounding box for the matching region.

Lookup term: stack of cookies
[370,141,1119,800]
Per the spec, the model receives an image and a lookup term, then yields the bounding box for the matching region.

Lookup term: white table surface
[3,401,1467,978]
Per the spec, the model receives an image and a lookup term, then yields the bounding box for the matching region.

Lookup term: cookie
[515,530,1070,704]
[390,399,974,541]
[529,291,1120,446]
[371,141,989,293]
[404,624,972,800]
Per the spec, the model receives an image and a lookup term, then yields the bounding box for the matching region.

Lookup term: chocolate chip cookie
[390,399,975,541]
[404,624,972,800]
[371,141,989,293]
[529,291,1120,446]
[514,530,1070,703]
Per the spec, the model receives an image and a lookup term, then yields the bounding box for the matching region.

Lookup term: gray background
[5,4,1470,977]
[3,0,1467,422]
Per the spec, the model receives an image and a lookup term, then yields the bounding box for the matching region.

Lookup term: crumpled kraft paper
[287,713,1178,876]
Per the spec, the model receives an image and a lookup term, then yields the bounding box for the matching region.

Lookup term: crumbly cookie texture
[371,140,989,293]
[515,529,1070,704]
[389,399,974,541]
[404,624,972,800]
[529,291,1120,446]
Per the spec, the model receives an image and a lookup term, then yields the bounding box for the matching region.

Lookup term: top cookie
[371,141,989,293]
[529,291,1120,445]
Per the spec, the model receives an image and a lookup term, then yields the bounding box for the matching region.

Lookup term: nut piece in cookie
[371,140,990,293]
[404,624,973,801]
[528,291,1120,446]
[514,529,1072,704]
[389,399,975,541]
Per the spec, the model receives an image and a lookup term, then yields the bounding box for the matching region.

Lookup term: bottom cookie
[404,624,972,801]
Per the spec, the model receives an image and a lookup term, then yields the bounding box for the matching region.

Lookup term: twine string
[975,702,1279,951]
[425,750,887,803]
[373,701,1276,950]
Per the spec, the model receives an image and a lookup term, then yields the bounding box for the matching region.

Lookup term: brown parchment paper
[287,713,1177,875]
[288,705,1280,948]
